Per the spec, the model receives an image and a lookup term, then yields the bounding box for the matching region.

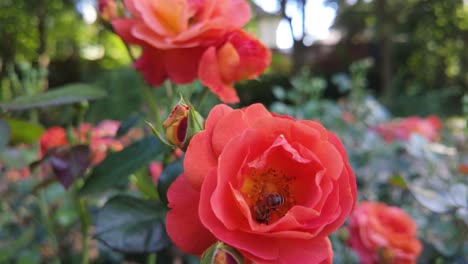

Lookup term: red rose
[112,0,270,103]
[166,104,357,263]
[348,202,422,264]
[39,126,68,157]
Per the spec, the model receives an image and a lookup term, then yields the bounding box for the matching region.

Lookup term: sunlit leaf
[94,195,170,253]
[4,118,44,144]
[0,83,106,111]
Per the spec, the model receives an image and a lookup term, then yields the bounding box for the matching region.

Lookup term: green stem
[78,197,90,264]
[196,87,209,110]
[38,190,60,264]
[142,85,162,128]
[123,43,136,62]
[165,81,176,113]
[147,253,157,264]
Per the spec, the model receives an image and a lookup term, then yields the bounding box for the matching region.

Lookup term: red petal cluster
[111,0,271,103]
[166,104,357,263]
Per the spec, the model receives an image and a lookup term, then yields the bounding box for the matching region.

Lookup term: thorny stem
[122,41,163,128]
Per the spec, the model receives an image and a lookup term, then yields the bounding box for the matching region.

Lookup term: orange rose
[347,202,422,264]
[112,0,270,103]
[166,104,357,263]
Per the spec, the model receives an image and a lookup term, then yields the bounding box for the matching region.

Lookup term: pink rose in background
[111,0,270,103]
[73,120,132,165]
[87,120,123,165]
[348,202,422,264]
[374,115,442,142]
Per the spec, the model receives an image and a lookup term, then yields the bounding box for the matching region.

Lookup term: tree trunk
[375,0,393,102]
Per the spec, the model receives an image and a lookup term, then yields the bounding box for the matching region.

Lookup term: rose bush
[347,202,422,264]
[111,0,270,103]
[166,103,357,263]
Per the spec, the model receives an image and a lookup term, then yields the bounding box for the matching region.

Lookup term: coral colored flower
[347,202,422,264]
[198,29,271,103]
[374,115,442,142]
[166,104,357,263]
[112,0,270,103]
[39,126,68,156]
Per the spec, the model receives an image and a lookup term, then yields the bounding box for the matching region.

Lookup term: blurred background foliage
[1,0,466,119]
[0,0,467,263]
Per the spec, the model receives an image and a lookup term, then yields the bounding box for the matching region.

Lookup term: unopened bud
[201,242,244,264]
[163,103,189,148]
[162,97,204,150]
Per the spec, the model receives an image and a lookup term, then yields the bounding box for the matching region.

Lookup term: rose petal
[184,132,218,190]
[198,46,240,103]
[166,174,217,255]
[133,48,167,87]
[164,47,205,84]
[199,170,279,261]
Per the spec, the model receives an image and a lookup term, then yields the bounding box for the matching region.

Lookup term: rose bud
[163,99,204,150]
[163,103,189,148]
[201,242,244,264]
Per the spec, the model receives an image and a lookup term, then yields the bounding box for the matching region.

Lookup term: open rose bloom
[166,104,357,263]
[348,202,422,264]
[112,0,271,103]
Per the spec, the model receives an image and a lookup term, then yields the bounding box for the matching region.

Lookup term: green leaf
[157,160,183,206]
[116,115,141,138]
[0,227,35,262]
[4,118,44,144]
[0,83,106,111]
[80,137,164,195]
[0,119,10,151]
[130,170,159,200]
[94,195,170,253]
[388,175,407,189]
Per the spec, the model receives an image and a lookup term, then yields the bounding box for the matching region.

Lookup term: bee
[263,193,285,209]
[254,193,285,224]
